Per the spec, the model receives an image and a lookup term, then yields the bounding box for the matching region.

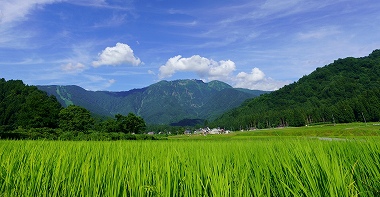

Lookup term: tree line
[0,79,153,140]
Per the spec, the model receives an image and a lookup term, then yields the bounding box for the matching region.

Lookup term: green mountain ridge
[211,49,380,129]
[37,79,268,125]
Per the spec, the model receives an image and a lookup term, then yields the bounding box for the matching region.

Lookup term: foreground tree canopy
[59,105,94,132]
[98,113,146,134]
[0,79,62,131]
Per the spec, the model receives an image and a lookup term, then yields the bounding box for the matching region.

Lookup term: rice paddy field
[1,123,380,196]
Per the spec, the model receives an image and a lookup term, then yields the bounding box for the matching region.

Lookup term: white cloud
[208,60,236,79]
[61,62,86,74]
[158,55,290,91]
[0,0,61,24]
[0,0,62,48]
[158,55,236,80]
[92,43,141,67]
[234,68,289,91]
[236,67,265,82]
[234,77,290,91]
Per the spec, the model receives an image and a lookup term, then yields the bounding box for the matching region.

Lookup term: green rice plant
[0,138,379,196]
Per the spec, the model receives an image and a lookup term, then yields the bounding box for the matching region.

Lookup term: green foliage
[0,79,62,132]
[1,139,380,196]
[115,113,146,134]
[58,105,94,132]
[212,49,380,129]
[56,131,161,141]
[170,118,205,126]
[96,113,147,134]
[17,90,62,129]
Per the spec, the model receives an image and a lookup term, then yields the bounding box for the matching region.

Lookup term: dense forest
[0,79,150,140]
[210,50,380,130]
[0,79,61,132]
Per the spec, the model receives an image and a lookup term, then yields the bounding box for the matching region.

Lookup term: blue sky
[1,0,380,91]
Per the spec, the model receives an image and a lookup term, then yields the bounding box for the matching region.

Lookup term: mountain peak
[152,79,231,91]
[207,80,232,90]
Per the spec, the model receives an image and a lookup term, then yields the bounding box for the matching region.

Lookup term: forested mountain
[0,79,62,132]
[211,50,380,130]
[38,80,267,125]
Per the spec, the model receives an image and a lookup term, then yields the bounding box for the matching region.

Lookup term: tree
[115,113,146,134]
[289,108,305,127]
[59,105,94,132]
[97,118,117,133]
[17,89,62,129]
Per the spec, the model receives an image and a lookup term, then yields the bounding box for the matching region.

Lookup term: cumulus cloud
[236,67,265,82]
[158,55,236,80]
[92,43,141,67]
[158,55,290,91]
[61,62,86,74]
[234,68,290,91]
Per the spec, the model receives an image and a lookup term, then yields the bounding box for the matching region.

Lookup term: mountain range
[37,80,268,125]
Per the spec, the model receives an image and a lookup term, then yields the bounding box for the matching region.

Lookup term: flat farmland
[1,123,380,196]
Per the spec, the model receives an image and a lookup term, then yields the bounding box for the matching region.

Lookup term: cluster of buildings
[185,127,231,135]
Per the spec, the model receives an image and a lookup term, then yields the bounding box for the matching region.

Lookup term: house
[209,128,221,134]
[184,129,192,135]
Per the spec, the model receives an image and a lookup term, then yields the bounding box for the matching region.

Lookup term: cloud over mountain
[234,67,289,91]
[158,55,288,91]
[158,55,236,80]
[92,43,141,67]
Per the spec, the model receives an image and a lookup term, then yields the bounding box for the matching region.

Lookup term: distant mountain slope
[38,79,268,124]
[211,50,380,129]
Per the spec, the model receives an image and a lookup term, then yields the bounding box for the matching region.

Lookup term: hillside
[211,50,380,130]
[38,79,268,125]
[0,79,62,132]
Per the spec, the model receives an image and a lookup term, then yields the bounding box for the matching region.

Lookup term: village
[184,127,232,135]
[148,127,232,135]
